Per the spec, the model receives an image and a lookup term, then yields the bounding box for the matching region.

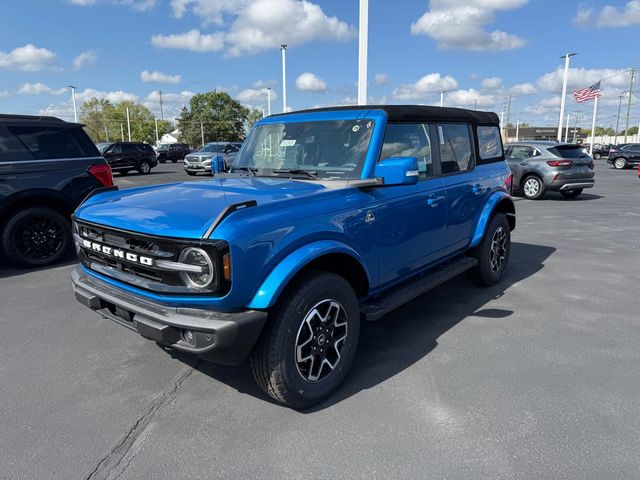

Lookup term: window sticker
[352,125,360,132]
[438,125,444,144]
[280,139,296,147]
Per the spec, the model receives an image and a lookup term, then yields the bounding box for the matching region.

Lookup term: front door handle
[427,195,445,207]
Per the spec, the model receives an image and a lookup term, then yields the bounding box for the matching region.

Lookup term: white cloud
[0,90,9,98]
[18,83,67,95]
[411,0,527,51]
[296,72,327,92]
[76,88,139,104]
[154,0,355,57]
[373,73,388,85]
[393,73,459,100]
[252,79,276,88]
[446,88,499,108]
[151,29,224,52]
[73,50,97,69]
[537,67,630,92]
[0,44,56,71]
[574,1,640,28]
[68,0,157,11]
[510,82,537,95]
[237,87,278,103]
[481,76,503,89]
[141,70,182,84]
[144,90,195,120]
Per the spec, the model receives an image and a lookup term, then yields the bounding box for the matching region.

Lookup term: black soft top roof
[274,105,499,125]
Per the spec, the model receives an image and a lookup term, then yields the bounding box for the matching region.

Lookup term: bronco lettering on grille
[81,239,154,266]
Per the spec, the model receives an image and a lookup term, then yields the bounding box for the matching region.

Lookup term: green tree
[177,91,249,147]
[246,108,263,130]
[623,126,638,136]
[80,98,113,142]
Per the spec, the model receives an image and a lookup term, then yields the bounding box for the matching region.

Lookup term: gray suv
[505,142,595,199]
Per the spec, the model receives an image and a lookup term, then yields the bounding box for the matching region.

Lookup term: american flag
[573,81,601,103]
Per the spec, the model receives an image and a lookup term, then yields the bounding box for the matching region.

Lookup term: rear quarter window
[476,126,503,163]
[6,125,99,160]
[548,146,589,158]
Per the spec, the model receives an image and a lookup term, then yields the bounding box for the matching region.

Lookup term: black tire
[522,174,545,200]
[158,156,167,164]
[594,153,601,160]
[469,213,511,287]
[1,207,71,268]
[613,157,627,170]
[171,159,178,163]
[186,171,197,176]
[250,271,360,409]
[137,160,151,175]
[560,188,583,199]
[119,170,129,176]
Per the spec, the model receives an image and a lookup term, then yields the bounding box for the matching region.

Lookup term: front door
[371,122,447,286]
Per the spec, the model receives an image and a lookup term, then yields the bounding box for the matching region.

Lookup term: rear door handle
[427,195,445,207]
[472,184,486,196]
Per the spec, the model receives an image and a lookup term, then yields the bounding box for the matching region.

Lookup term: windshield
[232,119,374,180]
[156,144,169,151]
[200,143,225,153]
[96,143,112,154]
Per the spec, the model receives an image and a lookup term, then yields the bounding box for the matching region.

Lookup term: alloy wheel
[295,299,348,383]
[523,178,540,198]
[13,217,63,261]
[489,226,508,273]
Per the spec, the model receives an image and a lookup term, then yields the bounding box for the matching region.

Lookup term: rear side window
[6,125,98,160]
[437,123,474,174]
[506,145,537,159]
[548,145,589,158]
[380,123,433,177]
[477,126,503,162]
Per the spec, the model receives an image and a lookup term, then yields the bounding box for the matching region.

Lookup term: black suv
[97,141,158,175]
[156,143,190,163]
[607,143,640,169]
[0,114,114,268]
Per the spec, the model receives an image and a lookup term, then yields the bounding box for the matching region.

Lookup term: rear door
[505,145,537,185]
[436,123,486,254]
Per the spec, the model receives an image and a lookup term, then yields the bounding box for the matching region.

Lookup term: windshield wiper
[229,166,258,176]
[273,169,319,180]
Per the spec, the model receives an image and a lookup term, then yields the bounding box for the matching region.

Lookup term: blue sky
[1,0,639,130]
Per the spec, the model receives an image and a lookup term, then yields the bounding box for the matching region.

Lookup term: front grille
[73,219,228,295]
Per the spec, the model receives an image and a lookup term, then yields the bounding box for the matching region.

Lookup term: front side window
[234,119,374,180]
[380,123,433,177]
[7,125,95,160]
[437,124,474,174]
[477,126,502,160]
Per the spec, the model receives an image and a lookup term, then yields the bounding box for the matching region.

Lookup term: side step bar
[360,257,478,322]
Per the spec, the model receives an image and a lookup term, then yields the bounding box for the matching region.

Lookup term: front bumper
[184,162,211,172]
[71,266,267,365]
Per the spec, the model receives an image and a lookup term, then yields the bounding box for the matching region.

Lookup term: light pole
[281,44,287,113]
[159,90,164,122]
[505,94,512,131]
[624,68,635,142]
[615,93,624,145]
[557,53,577,141]
[69,85,78,122]
[126,106,131,142]
[266,87,271,116]
[572,111,580,143]
[440,91,444,107]
[357,0,368,105]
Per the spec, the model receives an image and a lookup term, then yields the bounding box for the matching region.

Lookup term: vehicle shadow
[163,242,556,411]
[0,253,78,279]
[513,192,604,201]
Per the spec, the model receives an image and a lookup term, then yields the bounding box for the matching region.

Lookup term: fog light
[182,329,195,345]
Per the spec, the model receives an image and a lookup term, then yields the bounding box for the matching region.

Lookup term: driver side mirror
[374,157,419,186]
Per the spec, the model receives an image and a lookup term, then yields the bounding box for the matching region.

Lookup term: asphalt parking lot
[1,161,639,479]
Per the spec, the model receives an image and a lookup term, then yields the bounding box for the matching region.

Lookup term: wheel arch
[0,190,74,226]
[247,240,371,310]
[469,192,515,248]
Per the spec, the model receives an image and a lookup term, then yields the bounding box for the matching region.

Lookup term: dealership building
[504,126,583,142]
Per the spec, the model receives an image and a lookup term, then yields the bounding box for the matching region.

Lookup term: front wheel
[613,158,627,170]
[469,213,511,286]
[251,271,360,409]
[561,188,583,199]
[137,160,151,175]
[186,171,197,176]
[594,153,601,160]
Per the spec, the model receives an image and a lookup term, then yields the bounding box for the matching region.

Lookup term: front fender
[247,240,371,309]
[469,191,515,248]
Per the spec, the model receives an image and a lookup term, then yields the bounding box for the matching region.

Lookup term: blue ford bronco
[71,105,515,408]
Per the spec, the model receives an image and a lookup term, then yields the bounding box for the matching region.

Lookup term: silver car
[505,141,595,199]
[183,142,241,176]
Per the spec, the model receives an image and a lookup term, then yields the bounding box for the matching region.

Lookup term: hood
[186,151,216,159]
[75,177,327,239]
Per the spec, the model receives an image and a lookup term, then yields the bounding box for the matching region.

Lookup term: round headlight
[179,247,215,289]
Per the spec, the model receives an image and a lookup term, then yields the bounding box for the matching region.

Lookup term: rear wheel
[137,160,151,175]
[522,175,545,200]
[594,153,601,160]
[251,271,360,409]
[469,213,511,286]
[613,157,627,170]
[171,159,178,163]
[1,207,71,268]
[158,155,167,164]
[561,188,583,199]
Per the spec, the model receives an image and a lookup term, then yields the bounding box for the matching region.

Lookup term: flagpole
[590,96,598,156]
